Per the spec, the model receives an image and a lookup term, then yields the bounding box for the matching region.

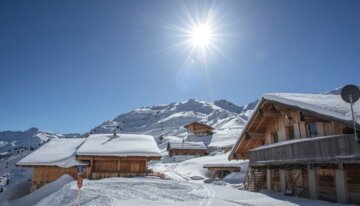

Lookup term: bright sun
[159,5,227,64]
[190,23,213,48]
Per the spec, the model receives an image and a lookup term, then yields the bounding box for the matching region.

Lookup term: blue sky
[0,0,359,133]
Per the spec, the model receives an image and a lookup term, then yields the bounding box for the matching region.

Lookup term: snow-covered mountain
[91,99,251,138]
[0,128,81,154]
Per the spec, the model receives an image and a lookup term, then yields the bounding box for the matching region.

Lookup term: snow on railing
[249,134,360,165]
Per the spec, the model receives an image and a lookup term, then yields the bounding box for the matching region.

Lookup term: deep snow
[32,177,347,206]
[150,152,248,182]
[17,138,86,168]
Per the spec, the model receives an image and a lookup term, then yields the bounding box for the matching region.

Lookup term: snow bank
[207,129,242,148]
[185,134,213,146]
[17,138,86,168]
[170,153,248,181]
[0,182,31,203]
[1,174,74,206]
[76,133,161,157]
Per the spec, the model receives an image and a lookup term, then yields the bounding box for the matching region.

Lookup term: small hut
[203,163,241,179]
[184,122,214,136]
[167,141,207,157]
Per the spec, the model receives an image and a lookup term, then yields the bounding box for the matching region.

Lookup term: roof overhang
[228,96,360,161]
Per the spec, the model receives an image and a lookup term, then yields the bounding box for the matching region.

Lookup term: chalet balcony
[249,134,360,166]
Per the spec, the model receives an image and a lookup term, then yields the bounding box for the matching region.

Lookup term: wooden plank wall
[285,168,309,198]
[317,168,337,202]
[345,164,360,204]
[169,149,207,157]
[263,111,346,145]
[271,169,281,192]
[32,166,78,189]
[84,157,148,179]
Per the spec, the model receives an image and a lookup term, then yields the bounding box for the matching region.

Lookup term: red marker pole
[76,165,84,206]
[77,174,83,206]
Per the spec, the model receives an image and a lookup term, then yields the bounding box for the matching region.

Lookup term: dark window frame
[271,131,279,143]
[306,122,318,138]
[286,125,295,140]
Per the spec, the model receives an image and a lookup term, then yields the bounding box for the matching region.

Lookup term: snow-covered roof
[167,141,207,150]
[17,138,87,168]
[263,93,360,126]
[203,163,242,168]
[76,133,162,157]
[208,129,242,148]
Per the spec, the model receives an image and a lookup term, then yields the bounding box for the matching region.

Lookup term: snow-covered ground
[151,152,248,183]
[0,174,74,206]
[25,177,347,206]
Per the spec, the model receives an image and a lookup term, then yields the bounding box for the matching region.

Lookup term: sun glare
[154,3,232,66]
[190,23,213,48]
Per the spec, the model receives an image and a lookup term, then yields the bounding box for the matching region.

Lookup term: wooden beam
[246,132,266,139]
[259,109,280,117]
[273,104,293,112]
[300,112,330,123]
[253,116,266,132]
[232,153,245,159]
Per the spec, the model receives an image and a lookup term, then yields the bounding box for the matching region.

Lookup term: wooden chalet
[17,138,87,191]
[184,122,214,136]
[229,93,360,204]
[18,133,162,190]
[167,141,207,157]
[203,163,241,179]
[76,133,162,180]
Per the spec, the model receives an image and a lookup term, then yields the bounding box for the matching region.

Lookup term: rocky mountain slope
[91,99,256,138]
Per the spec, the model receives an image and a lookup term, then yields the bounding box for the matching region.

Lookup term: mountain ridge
[90,98,254,138]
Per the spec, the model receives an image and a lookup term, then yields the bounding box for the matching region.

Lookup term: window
[271,132,279,143]
[306,123,318,137]
[286,125,295,140]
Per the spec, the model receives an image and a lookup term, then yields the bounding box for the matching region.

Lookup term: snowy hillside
[0,128,81,154]
[91,99,252,138]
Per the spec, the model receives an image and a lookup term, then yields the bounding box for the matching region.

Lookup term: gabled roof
[76,133,162,157]
[263,93,360,125]
[17,138,87,168]
[228,93,360,160]
[184,121,214,130]
[167,141,207,150]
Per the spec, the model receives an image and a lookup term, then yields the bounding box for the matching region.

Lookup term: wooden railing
[249,135,360,165]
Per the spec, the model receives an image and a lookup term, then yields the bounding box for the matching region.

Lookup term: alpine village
[2,86,357,205]
[1,1,360,205]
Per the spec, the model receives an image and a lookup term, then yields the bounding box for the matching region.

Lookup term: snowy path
[34,177,347,206]
[169,164,190,181]
[199,183,215,206]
